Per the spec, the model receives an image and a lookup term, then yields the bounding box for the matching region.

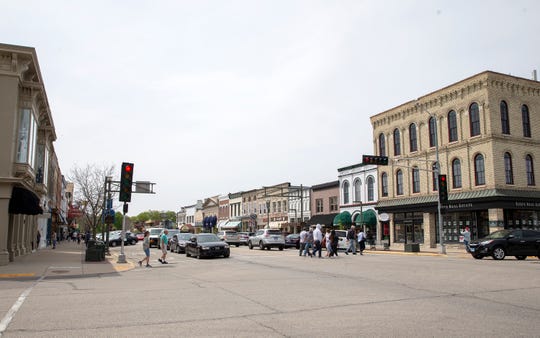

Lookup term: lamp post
[266,200,271,229]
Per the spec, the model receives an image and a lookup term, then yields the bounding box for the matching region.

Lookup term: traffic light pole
[117,202,128,263]
[432,112,446,255]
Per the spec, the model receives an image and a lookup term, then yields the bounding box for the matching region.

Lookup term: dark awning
[353,209,377,226]
[333,211,352,226]
[9,187,43,215]
[306,213,339,227]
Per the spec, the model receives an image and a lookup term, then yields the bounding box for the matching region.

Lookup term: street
[1,243,539,337]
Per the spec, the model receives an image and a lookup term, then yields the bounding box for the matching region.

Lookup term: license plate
[469,247,475,252]
[272,236,278,240]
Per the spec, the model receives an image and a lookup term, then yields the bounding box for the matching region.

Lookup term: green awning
[353,209,377,226]
[333,211,352,226]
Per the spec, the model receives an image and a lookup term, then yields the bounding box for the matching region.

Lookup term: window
[409,123,417,152]
[381,173,388,197]
[452,159,462,188]
[522,104,531,137]
[429,116,437,147]
[353,179,361,202]
[469,102,481,137]
[500,101,510,135]
[342,181,350,204]
[329,196,338,212]
[448,110,458,142]
[474,154,485,185]
[379,133,386,156]
[504,152,514,184]
[526,154,535,186]
[432,162,438,191]
[412,167,420,193]
[393,128,401,156]
[396,170,403,195]
[367,176,374,201]
[16,108,38,167]
[272,202,276,212]
[316,199,323,213]
[282,201,287,212]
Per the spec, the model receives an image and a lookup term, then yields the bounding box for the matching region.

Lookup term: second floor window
[412,167,420,193]
[316,199,323,213]
[501,101,510,135]
[522,104,531,137]
[474,154,486,186]
[452,159,462,188]
[504,152,514,184]
[381,173,388,197]
[470,102,481,137]
[367,176,374,201]
[396,170,403,195]
[448,110,458,142]
[429,117,437,147]
[342,181,350,204]
[379,133,386,156]
[409,123,417,152]
[393,128,401,156]
[329,197,338,212]
[526,155,535,186]
[354,179,361,202]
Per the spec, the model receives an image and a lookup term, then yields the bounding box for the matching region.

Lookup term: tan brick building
[371,71,540,250]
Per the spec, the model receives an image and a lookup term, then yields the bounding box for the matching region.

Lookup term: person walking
[345,225,356,255]
[330,229,339,257]
[52,231,57,249]
[303,228,313,257]
[357,228,366,255]
[36,230,41,251]
[325,228,333,257]
[139,230,152,267]
[299,228,308,256]
[158,229,169,264]
[461,227,471,252]
[312,224,323,258]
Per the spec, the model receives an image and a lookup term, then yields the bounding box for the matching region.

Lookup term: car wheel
[111,241,117,247]
[130,240,136,245]
[515,255,527,260]
[224,252,230,258]
[259,241,264,250]
[472,254,484,259]
[492,247,506,260]
[266,246,271,250]
[235,244,240,247]
[248,241,253,250]
[279,246,284,251]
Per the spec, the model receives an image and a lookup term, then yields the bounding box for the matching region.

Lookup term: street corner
[105,253,136,272]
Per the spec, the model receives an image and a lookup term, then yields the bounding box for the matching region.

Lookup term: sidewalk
[0,241,135,280]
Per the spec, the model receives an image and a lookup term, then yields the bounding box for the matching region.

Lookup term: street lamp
[266,200,271,229]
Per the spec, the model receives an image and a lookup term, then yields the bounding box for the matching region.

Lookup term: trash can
[404,243,420,252]
[85,239,106,261]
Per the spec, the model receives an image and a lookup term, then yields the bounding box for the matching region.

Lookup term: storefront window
[439,211,488,242]
[505,210,540,231]
[393,212,424,243]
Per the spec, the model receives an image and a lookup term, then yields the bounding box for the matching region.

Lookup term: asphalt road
[1,244,539,337]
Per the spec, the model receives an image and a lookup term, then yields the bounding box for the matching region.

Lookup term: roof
[311,181,339,191]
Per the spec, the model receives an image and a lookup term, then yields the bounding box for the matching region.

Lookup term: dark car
[185,233,230,259]
[469,229,540,260]
[170,233,193,253]
[285,234,300,249]
[108,232,137,247]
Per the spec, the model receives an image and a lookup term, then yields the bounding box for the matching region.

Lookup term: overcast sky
[3,1,540,215]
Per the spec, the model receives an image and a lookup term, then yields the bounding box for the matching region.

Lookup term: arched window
[526,154,535,186]
[367,176,374,201]
[342,181,350,204]
[379,133,386,156]
[504,152,513,184]
[396,170,403,195]
[412,167,420,193]
[474,154,485,185]
[409,123,418,152]
[500,101,510,135]
[448,110,458,142]
[381,173,388,197]
[353,179,361,202]
[470,102,481,137]
[429,116,437,147]
[452,159,462,188]
[393,128,401,156]
[522,104,531,137]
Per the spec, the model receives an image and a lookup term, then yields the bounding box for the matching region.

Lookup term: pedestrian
[461,227,471,252]
[36,230,41,250]
[52,231,57,249]
[139,230,152,267]
[299,228,308,256]
[330,229,339,257]
[357,228,366,255]
[77,233,81,245]
[312,224,323,258]
[366,230,375,249]
[85,231,91,247]
[325,228,333,257]
[158,229,169,264]
[303,228,313,257]
[345,225,356,255]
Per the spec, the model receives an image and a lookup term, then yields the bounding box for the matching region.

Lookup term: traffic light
[362,155,389,165]
[119,162,134,202]
[438,174,448,203]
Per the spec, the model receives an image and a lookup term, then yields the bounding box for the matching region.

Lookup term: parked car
[285,234,300,249]
[170,232,193,253]
[237,232,251,246]
[108,232,137,247]
[148,228,164,248]
[135,232,145,241]
[469,229,540,260]
[158,229,180,250]
[216,230,241,247]
[248,229,285,250]
[334,230,349,251]
[125,232,138,245]
[185,233,230,259]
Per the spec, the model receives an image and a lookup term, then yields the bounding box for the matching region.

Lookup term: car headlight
[224,244,230,249]
[480,240,493,245]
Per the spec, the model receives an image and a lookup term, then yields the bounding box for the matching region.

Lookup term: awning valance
[353,209,377,226]
[8,187,43,215]
[306,213,338,227]
[333,211,352,227]
[221,221,241,229]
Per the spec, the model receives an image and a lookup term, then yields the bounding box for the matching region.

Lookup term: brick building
[372,71,540,250]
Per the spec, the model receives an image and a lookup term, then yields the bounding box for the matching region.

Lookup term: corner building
[372,71,540,250]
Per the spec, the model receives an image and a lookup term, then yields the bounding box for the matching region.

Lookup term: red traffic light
[124,164,132,173]
[440,175,446,182]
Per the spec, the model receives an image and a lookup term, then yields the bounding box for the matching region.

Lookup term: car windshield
[197,234,220,243]
[267,230,281,235]
[150,229,163,235]
[179,233,192,240]
[484,230,513,239]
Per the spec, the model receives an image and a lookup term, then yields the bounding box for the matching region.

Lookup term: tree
[69,163,115,238]
[131,210,177,228]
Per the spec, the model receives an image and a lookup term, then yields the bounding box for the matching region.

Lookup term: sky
[3,0,540,216]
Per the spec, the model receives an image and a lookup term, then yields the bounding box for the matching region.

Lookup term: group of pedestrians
[298,224,367,258]
[138,228,170,268]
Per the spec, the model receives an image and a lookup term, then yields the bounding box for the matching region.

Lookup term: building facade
[307,181,339,227]
[372,71,540,250]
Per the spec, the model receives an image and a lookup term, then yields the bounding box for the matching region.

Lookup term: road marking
[0,273,35,278]
[0,275,45,336]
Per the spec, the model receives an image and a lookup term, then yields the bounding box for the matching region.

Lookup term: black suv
[469,229,540,260]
